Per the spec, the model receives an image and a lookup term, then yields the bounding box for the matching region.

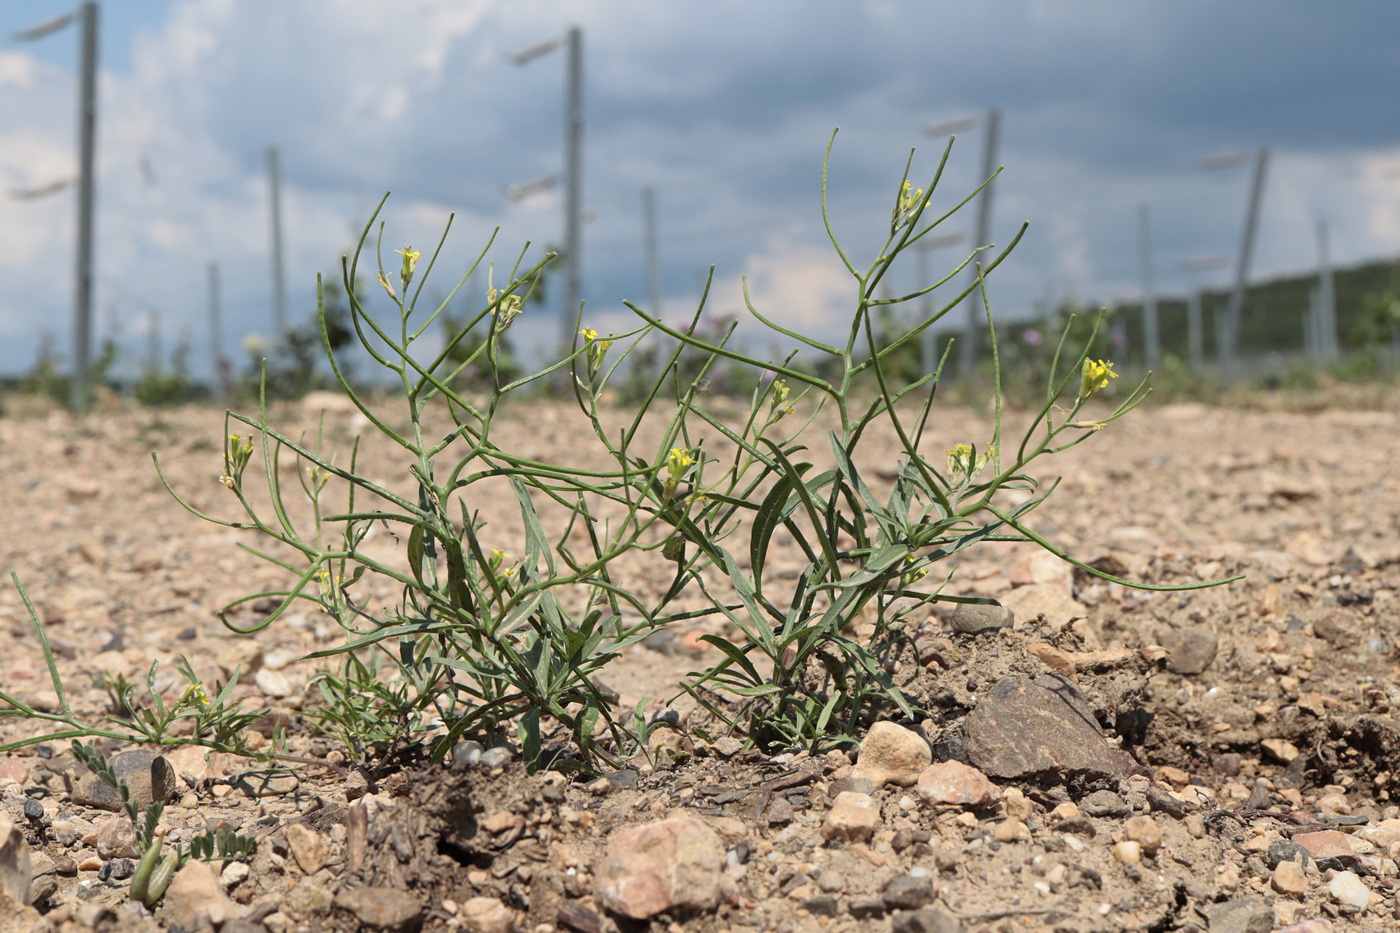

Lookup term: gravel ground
[2,387,1400,932]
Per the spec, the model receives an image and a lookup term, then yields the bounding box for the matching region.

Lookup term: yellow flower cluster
[580,327,613,378]
[220,434,254,489]
[893,180,931,229]
[1078,359,1117,400]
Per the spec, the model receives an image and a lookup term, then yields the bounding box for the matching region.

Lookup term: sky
[1,0,1399,384]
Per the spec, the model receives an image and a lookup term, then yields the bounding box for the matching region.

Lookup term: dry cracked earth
[2,386,1400,933]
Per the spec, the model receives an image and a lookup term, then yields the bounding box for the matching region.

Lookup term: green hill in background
[1108,252,1400,364]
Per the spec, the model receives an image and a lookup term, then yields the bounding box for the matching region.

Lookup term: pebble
[1261,738,1301,764]
[221,861,251,888]
[93,817,140,859]
[915,760,1000,809]
[890,908,966,933]
[1292,830,1353,862]
[285,823,327,875]
[852,722,931,787]
[594,816,730,919]
[1079,790,1129,818]
[0,814,32,907]
[254,668,294,698]
[231,769,300,798]
[480,747,513,769]
[333,886,426,932]
[1112,841,1141,864]
[949,603,1014,633]
[1272,859,1308,896]
[1278,921,1334,933]
[1123,815,1161,856]
[993,819,1030,843]
[822,792,880,844]
[1203,896,1272,933]
[1327,871,1370,909]
[1156,625,1217,674]
[1266,838,1310,869]
[882,874,935,910]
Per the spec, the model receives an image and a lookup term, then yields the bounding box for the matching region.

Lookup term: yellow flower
[893,180,931,229]
[396,246,420,287]
[488,288,524,330]
[663,447,696,499]
[181,682,209,708]
[1079,359,1118,400]
[580,327,612,378]
[945,443,995,481]
[222,434,254,487]
[377,271,396,299]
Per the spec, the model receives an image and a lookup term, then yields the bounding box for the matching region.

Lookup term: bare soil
[2,389,1400,932]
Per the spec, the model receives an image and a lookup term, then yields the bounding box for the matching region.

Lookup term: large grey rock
[962,675,1125,787]
[71,749,177,811]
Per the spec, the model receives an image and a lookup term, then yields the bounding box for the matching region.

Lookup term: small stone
[1156,626,1217,674]
[222,861,251,888]
[821,791,880,844]
[1327,871,1370,910]
[800,895,840,917]
[0,760,29,787]
[72,749,177,811]
[1001,787,1032,821]
[0,814,32,908]
[1156,765,1191,789]
[1203,896,1272,933]
[1271,860,1308,896]
[594,815,730,919]
[93,817,140,859]
[890,908,966,933]
[480,747,513,769]
[1266,839,1310,869]
[852,722,931,788]
[1112,840,1141,864]
[285,823,327,875]
[285,879,335,920]
[254,668,294,698]
[1261,738,1300,764]
[1292,830,1353,862]
[1080,790,1129,818]
[950,603,1014,634]
[231,769,300,798]
[1278,921,1334,933]
[828,775,875,798]
[848,898,887,919]
[333,886,425,931]
[882,874,935,911]
[916,760,1001,809]
[992,819,1030,843]
[164,859,242,930]
[816,869,845,893]
[1123,816,1161,856]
